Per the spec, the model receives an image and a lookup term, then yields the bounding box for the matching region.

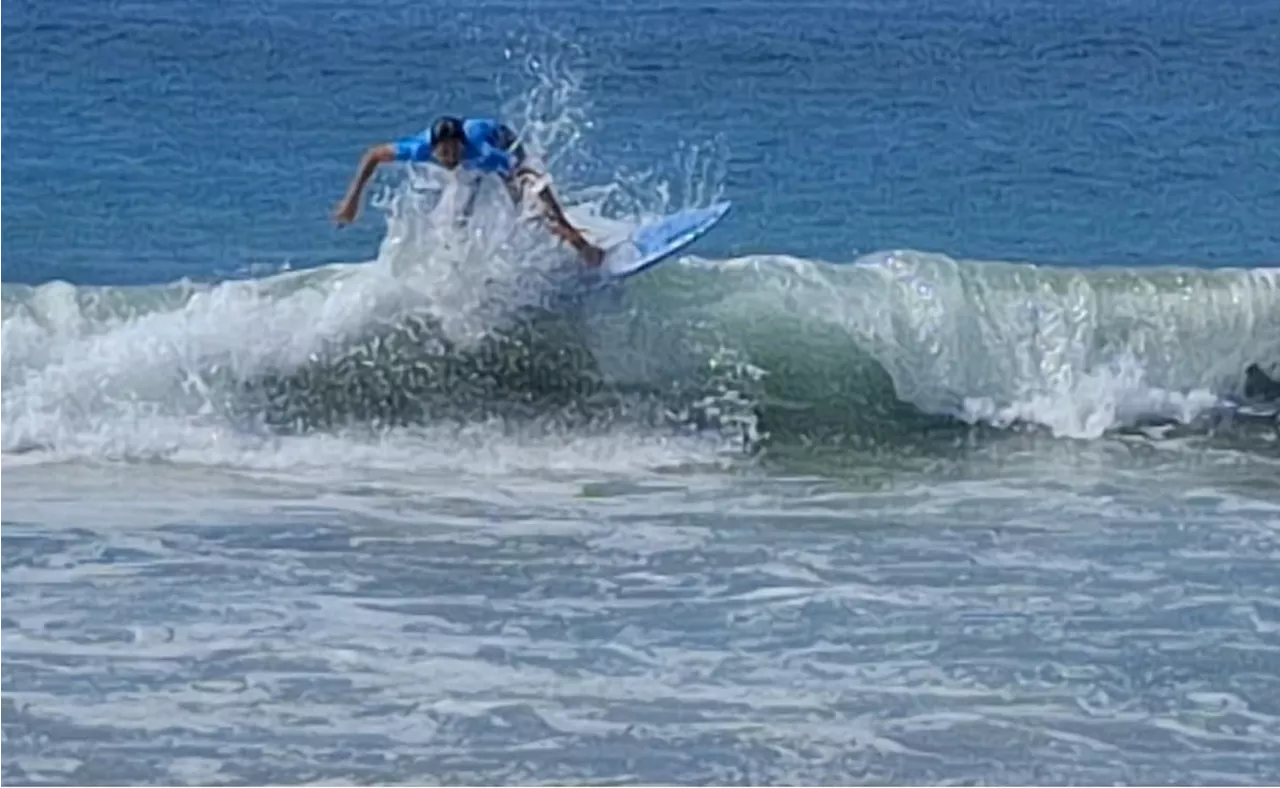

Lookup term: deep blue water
[5,0,1280,287]
[3,0,1280,784]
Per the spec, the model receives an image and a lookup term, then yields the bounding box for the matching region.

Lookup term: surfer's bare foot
[581,244,604,267]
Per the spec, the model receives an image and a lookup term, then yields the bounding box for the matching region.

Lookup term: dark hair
[430,116,465,143]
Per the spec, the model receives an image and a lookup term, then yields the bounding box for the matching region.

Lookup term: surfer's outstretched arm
[333,143,396,226]
[511,167,603,266]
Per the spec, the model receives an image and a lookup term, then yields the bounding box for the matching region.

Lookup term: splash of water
[0,42,742,469]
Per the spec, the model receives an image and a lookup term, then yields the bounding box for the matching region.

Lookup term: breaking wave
[3,42,1277,470]
[5,233,1278,466]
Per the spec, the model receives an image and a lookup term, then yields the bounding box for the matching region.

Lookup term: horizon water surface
[3,0,1280,784]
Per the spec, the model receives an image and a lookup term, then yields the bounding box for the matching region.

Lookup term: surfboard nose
[604,201,732,280]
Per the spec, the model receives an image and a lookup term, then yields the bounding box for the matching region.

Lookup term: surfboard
[600,201,731,280]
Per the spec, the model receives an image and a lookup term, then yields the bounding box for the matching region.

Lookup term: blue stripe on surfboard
[603,201,732,280]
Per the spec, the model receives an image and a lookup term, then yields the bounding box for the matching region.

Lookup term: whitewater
[6,168,1280,784]
[5,1,1280,783]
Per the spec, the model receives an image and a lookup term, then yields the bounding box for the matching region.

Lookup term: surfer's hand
[570,233,603,267]
[580,243,604,267]
[555,224,603,267]
[333,198,358,226]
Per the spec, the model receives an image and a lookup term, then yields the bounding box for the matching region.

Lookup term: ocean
[3,0,1279,783]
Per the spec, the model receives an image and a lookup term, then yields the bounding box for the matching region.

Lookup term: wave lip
[676,249,1280,441]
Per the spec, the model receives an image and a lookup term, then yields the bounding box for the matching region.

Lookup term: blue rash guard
[392,118,525,178]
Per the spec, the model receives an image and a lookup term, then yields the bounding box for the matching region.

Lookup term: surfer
[333,115,604,266]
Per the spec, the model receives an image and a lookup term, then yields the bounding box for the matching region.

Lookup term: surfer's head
[430,116,465,169]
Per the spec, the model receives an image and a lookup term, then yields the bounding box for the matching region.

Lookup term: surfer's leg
[494,125,599,263]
